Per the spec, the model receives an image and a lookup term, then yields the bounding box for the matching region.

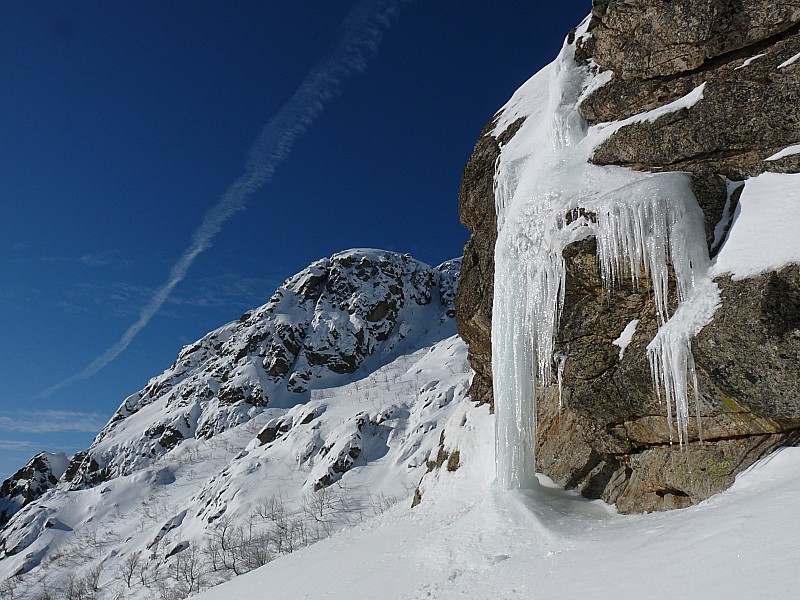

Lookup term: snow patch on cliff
[712,172,800,279]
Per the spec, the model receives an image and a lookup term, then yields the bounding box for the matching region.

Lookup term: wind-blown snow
[491,19,718,487]
[712,172,800,279]
[765,143,800,161]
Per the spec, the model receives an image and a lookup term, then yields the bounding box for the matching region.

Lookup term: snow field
[194,414,800,600]
[0,336,472,600]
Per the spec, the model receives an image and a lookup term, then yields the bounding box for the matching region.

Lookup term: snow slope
[0,250,470,599]
[195,411,800,600]
[0,335,473,598]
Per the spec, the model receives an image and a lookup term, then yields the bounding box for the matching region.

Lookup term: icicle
[554,352,567,411]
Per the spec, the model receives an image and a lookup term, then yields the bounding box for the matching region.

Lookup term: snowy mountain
[58,248,459,492]
[0,249,469,598]
[2,2,799,599]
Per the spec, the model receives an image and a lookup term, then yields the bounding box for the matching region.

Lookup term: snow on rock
[765,143,800,161]
[778,51,800,68]
[611,319,639,360]
[734,52,767,69]
[491,18,719,487]
[711,172,800,279]
[60,249,458,491]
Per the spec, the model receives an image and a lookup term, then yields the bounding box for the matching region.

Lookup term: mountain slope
[53,248,458,492]
[0,249,470,599]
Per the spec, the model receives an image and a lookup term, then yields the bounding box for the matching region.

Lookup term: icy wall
[491,19,719,488]
[456,2,800,511]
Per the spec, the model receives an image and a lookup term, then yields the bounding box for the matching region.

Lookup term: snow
[612,319,639,359]
[765,143,800,161]
[778,51,800,69]
[193,435,800,600]
[0,332,474,597]
[491,19,717,487]
[712,172,800,279]
[734,52,766,69]
[587,82,706,146]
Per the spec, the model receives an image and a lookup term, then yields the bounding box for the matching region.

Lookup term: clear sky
[0,1,591,479]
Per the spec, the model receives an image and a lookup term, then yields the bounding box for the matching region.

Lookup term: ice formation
[492,20,720,488]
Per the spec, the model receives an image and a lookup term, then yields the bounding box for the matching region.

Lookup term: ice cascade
[491,24,720,488]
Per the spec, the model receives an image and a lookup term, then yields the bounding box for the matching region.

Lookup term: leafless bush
[169,544,208,597]
[254,496,309,554]
[301,485,347,537]
[0,577,18,600]
[65,571,97,600]
[117,551,142,588]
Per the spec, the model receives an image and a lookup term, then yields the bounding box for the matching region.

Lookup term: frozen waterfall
[491,22,720,488]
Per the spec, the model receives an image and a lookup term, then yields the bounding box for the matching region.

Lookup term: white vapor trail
[40,0,408,398]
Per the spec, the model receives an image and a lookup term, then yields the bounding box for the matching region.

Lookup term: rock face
[0,453,68,526]
[60,249,458,491]
[457,1,800,512]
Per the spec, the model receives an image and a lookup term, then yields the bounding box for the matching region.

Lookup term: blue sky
[0,1,590,479]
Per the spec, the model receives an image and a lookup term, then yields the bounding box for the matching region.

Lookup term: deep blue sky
[0,1,590,479]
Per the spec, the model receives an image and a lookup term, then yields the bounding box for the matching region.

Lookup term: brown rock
[456,0,800,512]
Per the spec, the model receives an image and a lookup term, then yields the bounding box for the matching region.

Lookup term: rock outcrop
[0,453,68,526]
[457,1,800,512]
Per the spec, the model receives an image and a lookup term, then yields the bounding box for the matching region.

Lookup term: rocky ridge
[0,454,68,527]
[1,249,459,521]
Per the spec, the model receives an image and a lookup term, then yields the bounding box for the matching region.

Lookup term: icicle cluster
[491,21,720,488]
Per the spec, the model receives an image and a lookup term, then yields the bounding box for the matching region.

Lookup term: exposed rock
[63,249,459,490]
[456,118,526,408]
[534,242,800,511]
[456,0,800,511]
[589,0,800,80]
[584,8,800,180]
[0,453,69,526]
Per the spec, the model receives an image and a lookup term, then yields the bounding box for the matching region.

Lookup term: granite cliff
[457,0,800,512]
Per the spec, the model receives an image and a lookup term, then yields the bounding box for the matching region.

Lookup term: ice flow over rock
[491,19,721,488]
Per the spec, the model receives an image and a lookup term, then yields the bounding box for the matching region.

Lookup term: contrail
[40,0,408,398]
